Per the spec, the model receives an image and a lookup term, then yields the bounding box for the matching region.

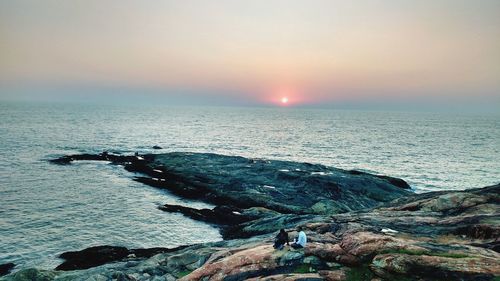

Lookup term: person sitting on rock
[291,226,307,249]
[273,229,289,250]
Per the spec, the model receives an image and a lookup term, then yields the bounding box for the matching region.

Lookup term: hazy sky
[1,0,499,107]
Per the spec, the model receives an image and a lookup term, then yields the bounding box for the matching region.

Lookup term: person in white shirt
[291,226,307,249]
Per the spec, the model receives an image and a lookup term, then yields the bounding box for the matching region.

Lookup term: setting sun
[281,97,289,104]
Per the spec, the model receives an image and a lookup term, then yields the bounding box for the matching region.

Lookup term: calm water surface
[0,102,499,269]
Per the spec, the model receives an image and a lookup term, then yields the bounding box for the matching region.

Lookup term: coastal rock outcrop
[2,183,498,280]
[51,152,412,240]
[51,152,411,218]
[4,153,493,280]
[144,153,411,215]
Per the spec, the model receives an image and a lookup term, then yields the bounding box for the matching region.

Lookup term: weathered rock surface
[371,253,499,281]
[4,153,494,280]
[51,152,411,217]
[48,151,414,244]
[51,152,412,240]
[3,183,499,280]
[146,153,411,214]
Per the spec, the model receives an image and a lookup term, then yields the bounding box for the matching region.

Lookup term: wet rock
[152,145,163,149]
[56,246,130,270]
[0,264,14,277]
[158,204,253,226]
[50,152,153,166]
[348,170,410,190]
[45,152,499,281]
[51,152,411,216]
[147,153,411,215]
[56,245,186,270]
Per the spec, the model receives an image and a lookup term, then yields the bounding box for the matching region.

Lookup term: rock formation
[1,152,497,281]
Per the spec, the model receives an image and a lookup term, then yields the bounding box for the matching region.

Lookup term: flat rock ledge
[51,152,411,213]
[50,152,412,240]
[1,153,498,280]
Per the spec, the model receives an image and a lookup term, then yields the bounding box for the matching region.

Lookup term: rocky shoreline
[1,152,498,280]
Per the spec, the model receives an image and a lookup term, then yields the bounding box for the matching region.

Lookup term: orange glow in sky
[1,1,499,106]
[269,86,298,106]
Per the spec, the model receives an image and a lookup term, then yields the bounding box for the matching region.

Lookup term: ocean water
[0,102,499,270]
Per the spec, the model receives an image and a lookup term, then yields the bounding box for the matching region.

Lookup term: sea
[0,102,499,270]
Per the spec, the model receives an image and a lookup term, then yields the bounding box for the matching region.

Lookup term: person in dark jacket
[273,229,289,250]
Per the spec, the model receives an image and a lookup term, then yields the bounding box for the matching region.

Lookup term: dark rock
[222,214,325,239]
[130,246,188,258]
[470,241,500,253]
[50,152,153,165]
[158,204,312,239]
[52,152,411,216]
[152,145,163,149]
[51,152,411,216]
[0,263,15,276]
[46,152,499,280]
[49,151,412,241]
[56,245,185,271]
[158,204,252,226]
[148,153,412,215]
[453,224,500,239]
[49,152,412,242]
[56,246,129,270]
[348,170,411,189]
[372,175,411,189]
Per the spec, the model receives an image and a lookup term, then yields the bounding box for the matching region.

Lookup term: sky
[1,0,499,108]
